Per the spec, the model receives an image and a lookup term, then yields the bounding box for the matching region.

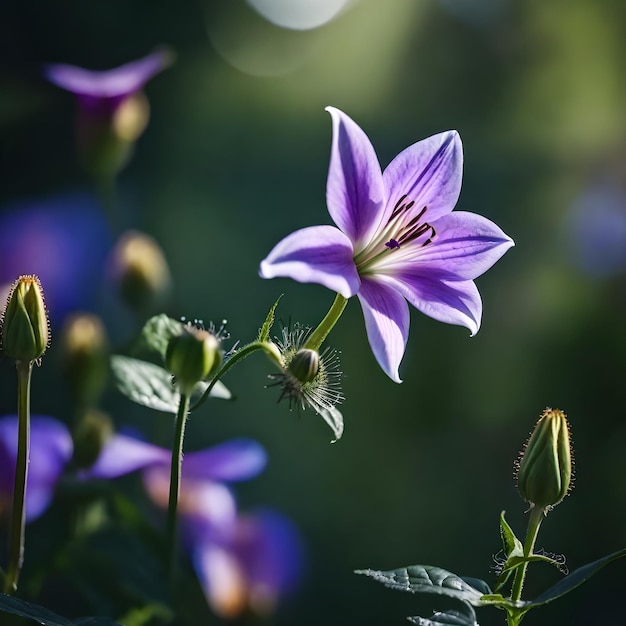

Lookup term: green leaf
[408,602,478,626]
[319,405,344,442]
[138,314,183,359]
[111,355,230,414]
[525,547,626,609]
[355,566,485,606]
[257,295,282,342]
[500,511,523,558]
[461,577,492,595]
[0,594,121,626]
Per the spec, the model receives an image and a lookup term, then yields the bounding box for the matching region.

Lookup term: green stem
[167,391,190,583]
[189,341,271,413]
[304,293,348,352]
[510,505,545,604]
[4,361,33,594]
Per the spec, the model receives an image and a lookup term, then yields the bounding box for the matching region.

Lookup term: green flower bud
[1,275,50,363]
[71,410,114,470]
[517,408,573,509]
[109,230,172,314]
[60,313,109,408]
[166,327,222,395]
[287,348,319,384]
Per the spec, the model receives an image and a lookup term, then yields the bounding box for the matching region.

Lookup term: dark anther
[385,239,401,249]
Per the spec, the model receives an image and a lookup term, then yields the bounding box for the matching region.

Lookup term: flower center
[355,194,436,273]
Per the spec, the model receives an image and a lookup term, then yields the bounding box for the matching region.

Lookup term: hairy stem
[510,505,545,603]
[167,391,190,583]
[4,361,33,594]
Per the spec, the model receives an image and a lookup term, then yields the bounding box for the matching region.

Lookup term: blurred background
[0,0,625,624]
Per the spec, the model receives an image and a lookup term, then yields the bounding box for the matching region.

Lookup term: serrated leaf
[0,594,122,626]
[356,566,485,606]
[319,405,344,442]
[138,314,183,359]
[500,511,523,558]
[257,296,282,342]
[525,548,626,609]
[408,603,478,626]
[111,355,230,414]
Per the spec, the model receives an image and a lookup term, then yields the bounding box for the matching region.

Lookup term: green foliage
[0,594,122,626]
[137,314,183,360]
[257,295,282,342]
[111,355,231,414]
[408,603,478,626]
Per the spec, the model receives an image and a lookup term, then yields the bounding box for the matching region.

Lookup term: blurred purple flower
[0,192,111,324]
[143,453,303,618]
[0,416,73,521]
[260,107,514,381]
[562,181,626,277]
[45,49,172,115]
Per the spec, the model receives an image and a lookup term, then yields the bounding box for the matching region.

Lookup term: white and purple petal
[382,130,463,225]
[259,225,359,298]
[379,211,514,281]
[386,274,482,336]
[356,276,410,383]
[325,107,386,249]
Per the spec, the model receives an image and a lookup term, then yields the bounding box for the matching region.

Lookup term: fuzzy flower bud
[109,230,172,314]
[1,275,50,363]
[287,348,319,384]
[166,327,222,395]
[517,408,573,509]
[71,410,114,470]
[60,313,109,407]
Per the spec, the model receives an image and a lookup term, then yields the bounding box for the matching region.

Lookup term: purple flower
[45,49,172,115]
[260,107,514,381]
[144,461,303,618]
[0,416,73,521]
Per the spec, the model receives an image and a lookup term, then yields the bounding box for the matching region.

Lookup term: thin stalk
[4,361,33,594]
[510,505,545,603]
[166,391,190,583]
[304,293,348,352]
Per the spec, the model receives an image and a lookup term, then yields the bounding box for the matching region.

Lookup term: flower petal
[183,439,267,483]
[385,274,482,336]
[0,416,73,521]
[45,49,172,99]
[383,130,463,224]
[356,277,410,383]
[84,433,170,479]
[259,225,359,298]
[380,211,514,280]
[325,107,386,249]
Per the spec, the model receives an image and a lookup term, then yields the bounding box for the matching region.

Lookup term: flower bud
[287,348,319,384]
[1,275,50,363]
[517,408,573,509]
[109,230,172,314]
[166,327,222,395]
[71,409,113,470]
[60,313,109,407]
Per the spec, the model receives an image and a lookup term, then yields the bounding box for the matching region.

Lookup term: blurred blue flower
[260,107,514,382]
[0,192,111,324]
[0,414,300,617]
[562,180,626,277]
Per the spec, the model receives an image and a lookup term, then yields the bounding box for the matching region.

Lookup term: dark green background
[1,1,625,624]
